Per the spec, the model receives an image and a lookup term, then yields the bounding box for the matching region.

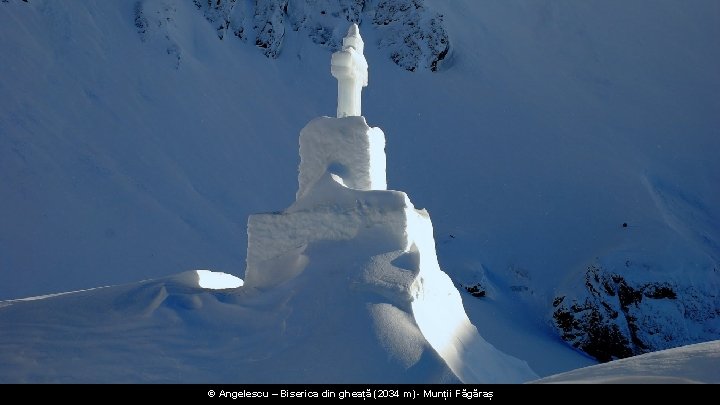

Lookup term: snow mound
[534,340,720,384]
[0,259,461,382]
[0,266,448,383]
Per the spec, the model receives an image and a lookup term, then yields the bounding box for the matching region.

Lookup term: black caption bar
[0,383,702,401]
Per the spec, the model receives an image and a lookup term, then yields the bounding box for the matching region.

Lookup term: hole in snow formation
[327,162,349,181]
[195,270,244,289]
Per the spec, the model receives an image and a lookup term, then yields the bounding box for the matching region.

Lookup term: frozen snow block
[297,116,386,200]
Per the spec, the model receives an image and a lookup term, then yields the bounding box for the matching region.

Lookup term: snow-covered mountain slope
[534,340,720,384]
[1,0,718,369]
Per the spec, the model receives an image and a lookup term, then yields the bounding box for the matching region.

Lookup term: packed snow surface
[535,340,720,384]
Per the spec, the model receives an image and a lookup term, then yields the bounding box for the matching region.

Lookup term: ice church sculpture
[243,24,536,383]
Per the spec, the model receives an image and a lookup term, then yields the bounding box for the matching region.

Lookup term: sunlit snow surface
[195,270,243,289]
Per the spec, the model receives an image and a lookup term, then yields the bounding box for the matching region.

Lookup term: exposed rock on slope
[553,262,719,362]
[186,0,449,71]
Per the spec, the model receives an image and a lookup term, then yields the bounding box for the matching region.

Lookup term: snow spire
[331,24,368,118]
